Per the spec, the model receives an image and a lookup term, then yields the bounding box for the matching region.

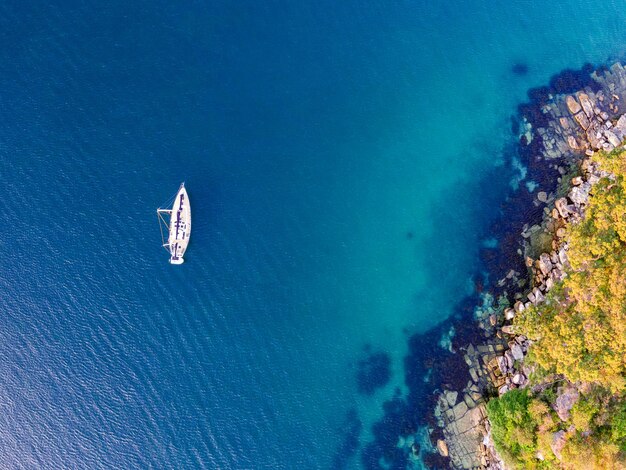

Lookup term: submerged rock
[578,92,594,118]
[356,351,391,395]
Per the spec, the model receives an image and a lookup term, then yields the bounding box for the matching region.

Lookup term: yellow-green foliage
[486,389,542,469]
[559,434,621,470]
[518,147,626,392]
[489,148,626,468]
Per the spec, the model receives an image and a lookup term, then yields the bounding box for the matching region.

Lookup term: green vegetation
[486,389,551,468]
[486,147,626,469]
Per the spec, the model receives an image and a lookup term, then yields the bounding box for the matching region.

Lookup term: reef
[356,351,392,396]
[511,63,529,76]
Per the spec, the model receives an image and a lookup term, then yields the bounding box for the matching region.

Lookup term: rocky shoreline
[430,62,626,469]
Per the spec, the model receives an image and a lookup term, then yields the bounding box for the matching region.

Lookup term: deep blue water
[1,1,626,469]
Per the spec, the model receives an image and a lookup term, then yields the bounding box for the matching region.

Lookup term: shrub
[487,389,539,468]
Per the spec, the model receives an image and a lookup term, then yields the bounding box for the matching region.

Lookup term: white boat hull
[167,183,191,264]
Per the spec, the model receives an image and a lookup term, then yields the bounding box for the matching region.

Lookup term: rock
[501,325,516,335]
[504,350,514,369]
[578,93,594,118]
[514,301,525,313]
[615,114,626,136]
[464,354,472,366]
[555,198,570,218]
[606,130,622,147]
[453,401,469,420]
[567,135,578,149]
[569,185,589,206]
[555,387,579,421]
[445,390,458,407]
[498,384,509,396]
[511,343,524,361]
[552,267,564,281]
[504,308,515,321]
[437,439,449,458]
[571,176,583,186]
[512,373,526,385]
[551,430,567,461]
[537,191,548,203]
[587,173,600,185]
[497,356,508,375]
[489,314,497,326]
[574,111,590,130]
[556,227,566,238]
[411,442,420,457]
[532,287,545,304]
[566,95,581,114]
[558,246,569,266]
[538,253,552,276]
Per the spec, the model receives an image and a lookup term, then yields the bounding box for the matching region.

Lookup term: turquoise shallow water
[1,1,626,468]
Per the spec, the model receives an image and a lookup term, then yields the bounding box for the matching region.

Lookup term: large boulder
[555,387,579,421]
[605,129,622,147]
[566,95,582,114]
[551,430,567,461]
[574,111,591,130]
[511,343,524,362]
[538,253,552,276]
[555,198,570,218]
[445,390,458,407]
[437,439,449,457]
[497,355,509,375]
[614,114,626,139]
[558,245,569,267]
[578,93,595,118]
[569,185,589,206]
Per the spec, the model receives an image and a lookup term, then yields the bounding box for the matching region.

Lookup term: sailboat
[157,182,191,264]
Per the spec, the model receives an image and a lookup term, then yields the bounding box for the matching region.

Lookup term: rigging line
[157,212,168,247]
[157,190,178,211]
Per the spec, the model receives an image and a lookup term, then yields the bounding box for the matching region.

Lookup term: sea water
[0,1,625,468]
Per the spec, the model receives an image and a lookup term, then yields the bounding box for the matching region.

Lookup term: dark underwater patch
[511,62,528,76]
[357,351,391,396]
